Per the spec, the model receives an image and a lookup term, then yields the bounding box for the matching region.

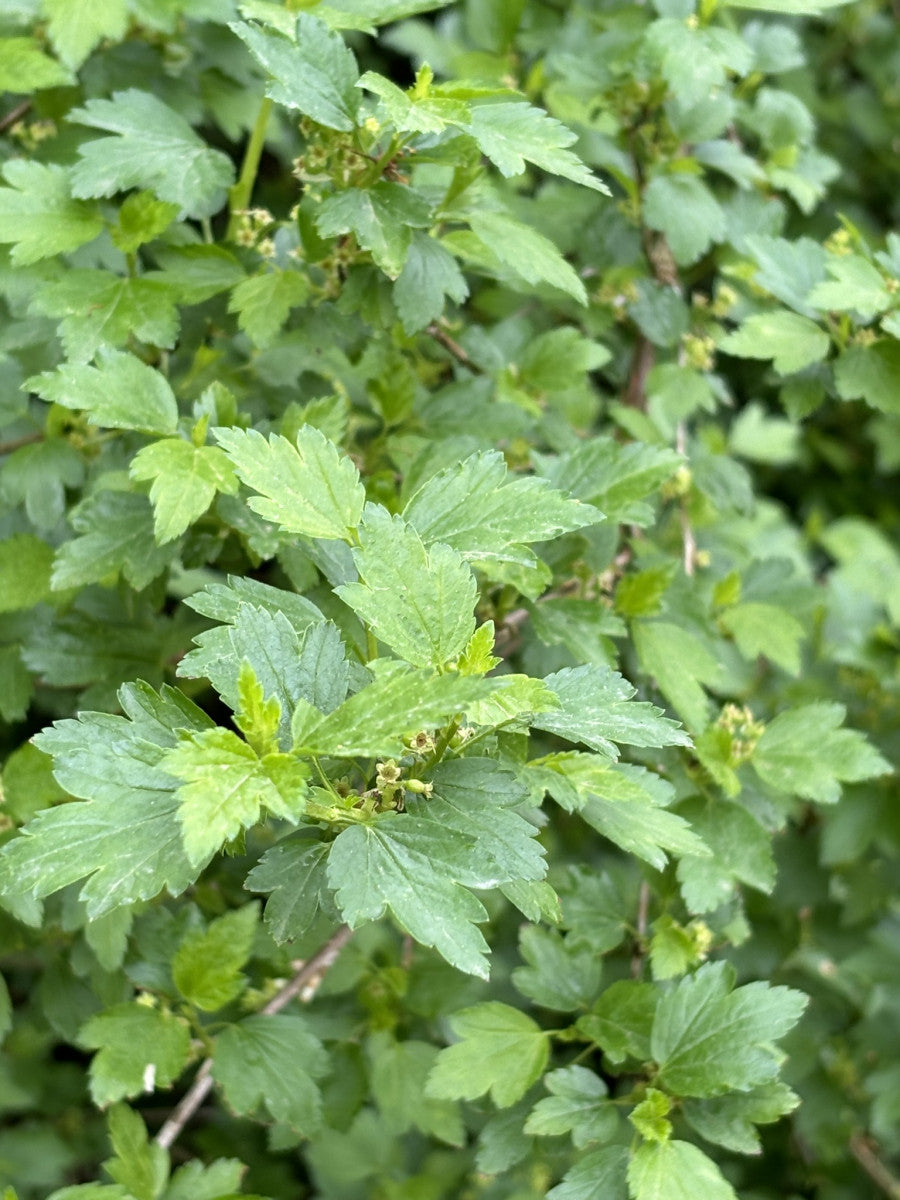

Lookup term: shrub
[0,2,897,1198]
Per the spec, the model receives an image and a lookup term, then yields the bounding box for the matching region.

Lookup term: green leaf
[651,961,807,1097]
[52,491,174,591]
[228,270,310,347]
[1,683,213,917]
[69,89,234,218]
[213,425,365,541]
[719,311,830,375]
[152,244,246,303]
[0,36,74,92]
[358,71,469,134]
[0,535,54,612]
[807,254,893,320]
[27,350,178,435]
[78,1003,192,1106]
[833,340,900,414]
[111,191,179,254]
[539,439,682,524]
[394,233,469,334]
[162,729,309,865]
[466,211,587,304]
[627,1140,737,1200]
[426,1003,550,1106]
[534,666,692,758]
[162,1159,244,1200]
[676,799,775,914]
[31,270,179,363]
[643,175,726,265]
[316,182,432,277]
[244,834,333,943]
[722,0,850,12]
[632,621,722,733]
[682,1083,800,1154]
[130,439,238,543]
[467,102,608,192]
[403,450,603,571]
[327,814,493,976]
[212,1014,328,1131]
[44,0,128,68]
[753,702,890,803]
[0,161,103,265]
[368,1032,464,1144]
[719,601,805,673]
[546,1146,629,1200]
[337,507,477,669]
[512,927,602,1012]
[525,1066,617,1148]
[231,15,359,131]
[577,980,658,1065]
[172,904,259,1011]
[103,1105,168,1200]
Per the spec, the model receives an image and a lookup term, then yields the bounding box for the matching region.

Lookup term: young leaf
[718,311,830,375]
[102,1105,168,1200]
[467,102,608,192]
[27,350,177,435]
[78,1003,192,1106]
[162,729,309,865]
[213,425,365,541]
[0,683,213,917]
[426,1003,550,1107]
[535,666,692,758]
[231,15,359,131]
[44,0,129,70]
[0,36,73,92]
[752,702,890,803]
[403,450,603,569]
[228,270,310,348]
[651,961,807,1097]
[212,1014,328,1131]
[336,507,477,669]
[172,904,259,1011]
[0,161,103,265]
[69,89,234,218]
[627,1140,738,1200]
[130,439,238,543]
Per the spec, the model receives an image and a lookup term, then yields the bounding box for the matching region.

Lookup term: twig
[155,924,352,1151]
[849,1133,900,1199]
[0,431,43,455]
[675,421,696,577]
[630,880,651,978]
[426,323,479,371]
[623,334,654,410]
[0,101,30,134]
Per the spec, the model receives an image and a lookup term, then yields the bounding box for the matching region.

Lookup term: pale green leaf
[43,0,129,69]
[0,534,54,612]
[0,37,74,92]
[525,1066,617,1148]
[0,161,103,265]
[27,350,178,435]
[643,175,726,265]
[682,1083,800,1154]
[627,1140,737,1200]
[213,424,365,541]
[833,341,900,414]
[103,1104,168,1200]
[394,233,469,334]
[466,211,587,303]
[467,102,608,192]
[538,439,682,524]
[807,254,892,320]
[368,1032,464,1144]
[130,439,238,543]
[632,621,722,733]
[228,270,310,348]
[719,311,829,374]
[69,89,234,218]
[79,1003,192,1106]
[426,1003,550,1106]
[172,904,259,1011]
[720,601,805,673]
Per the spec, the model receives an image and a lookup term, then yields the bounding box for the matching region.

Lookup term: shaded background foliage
[0,1,898,1198]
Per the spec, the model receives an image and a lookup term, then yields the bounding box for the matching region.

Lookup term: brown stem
[849,1133,900,1199]
[0,431,43,455]
[426,323,480,371]
[0,101,30,134]
[623,335,654,410]
[155,924,352,1151]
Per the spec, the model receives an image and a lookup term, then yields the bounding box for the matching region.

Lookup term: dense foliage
[0,1,898,1197]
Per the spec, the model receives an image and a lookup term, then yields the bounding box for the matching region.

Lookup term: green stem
[422,716,461,773]
[226,95,273,241]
